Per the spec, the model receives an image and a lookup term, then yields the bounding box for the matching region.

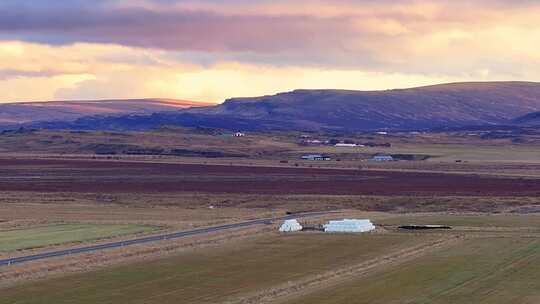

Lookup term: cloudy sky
[1,0,539,103]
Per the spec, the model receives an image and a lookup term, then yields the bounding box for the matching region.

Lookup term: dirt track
[0,158,539,196]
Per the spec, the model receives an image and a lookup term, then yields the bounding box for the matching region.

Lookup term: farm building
[279,219,303,232]
[233,132,245,137]
[301,154,331,161]
[372,155,394,161]
[324,219,375,233]
[334,143,358,147]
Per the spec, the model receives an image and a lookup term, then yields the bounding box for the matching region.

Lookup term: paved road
[0,212,333,267]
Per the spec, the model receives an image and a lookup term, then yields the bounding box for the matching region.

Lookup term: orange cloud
[2,1,540,102]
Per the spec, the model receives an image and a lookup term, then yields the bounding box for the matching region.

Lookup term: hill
[193,81,540,130]
[0,99,213,126]
[22,82,540,131]
[513,111,540,126]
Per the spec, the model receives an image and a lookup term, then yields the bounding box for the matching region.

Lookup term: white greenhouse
[323,219,375,233]
[279,219,303,232]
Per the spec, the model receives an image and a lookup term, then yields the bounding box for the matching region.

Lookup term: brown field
[0,158,539,196]
[2,128,540,178]
[1,128,540,303]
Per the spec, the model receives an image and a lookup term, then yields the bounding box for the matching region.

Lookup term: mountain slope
[192,81,540,130]
[513,111,540,126]
[0,99,213,125]
[24,82,540,131]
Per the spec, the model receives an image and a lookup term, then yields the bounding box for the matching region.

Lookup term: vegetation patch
[285,237,540,304]
[0,233,427,304]
[0,223,159,252]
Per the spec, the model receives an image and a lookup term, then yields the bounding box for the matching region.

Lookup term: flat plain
[0,233,432,304]
[284,236,540,304]
[0,158,539,196]
[0,224,158,252]
[1,128,540,303]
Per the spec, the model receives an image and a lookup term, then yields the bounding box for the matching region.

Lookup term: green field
[386,143,540,163]
[3,216,540,304]
[304,143,540,163]
[0,233,427,304]
[285,237,540,304]
[0,224,159,252]
[378,214,540,228]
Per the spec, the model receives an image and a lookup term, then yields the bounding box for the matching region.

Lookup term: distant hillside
[193,81,540,130]
[0,99,213,126]
[513,111,540,126]
[22,82,540,131]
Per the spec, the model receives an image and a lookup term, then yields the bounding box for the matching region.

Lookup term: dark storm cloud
[0,1,363,53]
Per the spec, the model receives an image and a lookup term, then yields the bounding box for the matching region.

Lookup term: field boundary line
[227,235,465,304]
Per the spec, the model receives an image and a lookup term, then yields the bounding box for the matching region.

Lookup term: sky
[1,0,540,103]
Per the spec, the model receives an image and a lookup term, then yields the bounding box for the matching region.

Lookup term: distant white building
[279,219,303,232]
[301,154,331,161]
[372,155,394,162]
[233,132,245,137]
[324,219,375,233]
[334,143,358,147]
[376,131,388,135]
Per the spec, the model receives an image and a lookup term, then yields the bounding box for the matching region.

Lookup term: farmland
[3,214,540,304]
[284,237,540,304]
[0,224,158,253]
[0,158,539,196]
[0,128,539,303]
[1,128,540,177]
[4,4,540,302]
[0,233,436,304]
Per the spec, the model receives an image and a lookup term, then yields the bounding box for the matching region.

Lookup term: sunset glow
[1,0,540,103]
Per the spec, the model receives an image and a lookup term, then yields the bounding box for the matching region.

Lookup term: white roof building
[301,154,331,161]
[324,219,375,233]
[279,219,303,232]
[334,143,358,147]
[372,155,394,161]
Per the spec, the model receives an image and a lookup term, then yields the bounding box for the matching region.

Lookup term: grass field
[3,215,540,304]
[379,213,540,228]
[0,233,429,304]
[388,143,540,163]
[0,224,159,252]
[284,237,540,304]
[301,143,540,163]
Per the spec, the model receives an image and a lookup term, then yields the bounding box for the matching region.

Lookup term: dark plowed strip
[0,159,538,196]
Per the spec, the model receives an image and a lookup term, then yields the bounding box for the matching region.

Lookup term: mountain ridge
[0,98,214,125]
[183,81,540,130]
[5,81,540,131]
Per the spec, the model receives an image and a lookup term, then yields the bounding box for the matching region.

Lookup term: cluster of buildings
[301,154,332,161]
[301,154,394,162]
[299,136,392,148]
[279,219,376,233]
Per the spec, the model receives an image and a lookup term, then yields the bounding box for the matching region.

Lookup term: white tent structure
[323,219,375,233]
[279,219,303,232]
